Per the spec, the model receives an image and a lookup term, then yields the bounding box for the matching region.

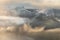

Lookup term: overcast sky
[0,0,60,8]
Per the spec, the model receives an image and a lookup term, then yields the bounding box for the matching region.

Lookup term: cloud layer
[0,0,60,9]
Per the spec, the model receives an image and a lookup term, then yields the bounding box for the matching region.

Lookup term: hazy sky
[0,0,60,8]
